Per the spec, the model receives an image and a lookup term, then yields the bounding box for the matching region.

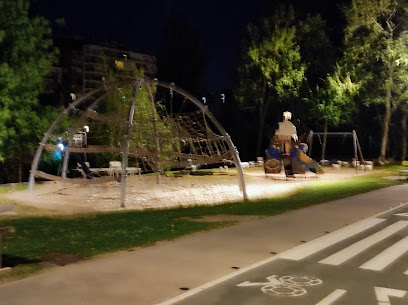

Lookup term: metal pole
[353,130,358,174]
[61,151,70,187]
[170,83,174,115]
[120,80,141,208]
[356,133,366,166]
[307,130,313,158]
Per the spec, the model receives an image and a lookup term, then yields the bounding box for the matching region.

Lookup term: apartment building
[43,38,157,106]
[82,44,156,93]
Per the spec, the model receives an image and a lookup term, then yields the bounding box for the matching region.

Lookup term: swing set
[306,130,366,172]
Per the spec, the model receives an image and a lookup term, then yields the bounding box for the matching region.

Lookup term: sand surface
[6,167,364,214]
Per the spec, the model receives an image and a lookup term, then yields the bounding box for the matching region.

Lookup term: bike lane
[161,204,408,305]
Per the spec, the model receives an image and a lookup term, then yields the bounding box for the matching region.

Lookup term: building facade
[81,44,156,93]
[43,39,157,106]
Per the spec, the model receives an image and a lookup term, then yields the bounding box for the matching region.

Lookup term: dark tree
[156,15,206,97]
[0,0,58,182]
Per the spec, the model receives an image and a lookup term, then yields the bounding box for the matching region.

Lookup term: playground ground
[5,167,371,214]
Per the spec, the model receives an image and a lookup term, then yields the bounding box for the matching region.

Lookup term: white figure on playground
[275,111,298,142]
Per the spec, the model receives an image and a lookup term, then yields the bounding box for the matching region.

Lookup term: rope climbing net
[28,78,247,206]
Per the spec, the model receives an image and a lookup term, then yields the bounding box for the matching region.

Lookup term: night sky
[31,0,347,92]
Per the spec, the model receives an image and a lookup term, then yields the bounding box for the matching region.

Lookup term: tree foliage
[343,0,408,160]
[308,67,360,159]
[311,70,360,127]
[156,15,206,96]
[296,14,335,90]
[235,6,306,155]
[0,0,58,180]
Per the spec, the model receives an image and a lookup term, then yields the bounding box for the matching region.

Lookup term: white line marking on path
[319,221,408,265]
[281,218,385,260]
[315,289,347,305]
[360,236,408,271]
[394,212,408,217]
[375,286,407,304]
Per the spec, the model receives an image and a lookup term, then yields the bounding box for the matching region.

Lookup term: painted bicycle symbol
[237,274,323,297]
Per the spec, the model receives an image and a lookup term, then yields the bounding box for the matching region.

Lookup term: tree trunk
[321,117,328,161]
[402,109,407,161]
[380,63,395,162]
[380,92,392,161]
[256,81,269,157]
[18,157,22,183]
[256,114,265,157]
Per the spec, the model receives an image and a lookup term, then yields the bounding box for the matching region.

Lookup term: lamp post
[170,82,175,114]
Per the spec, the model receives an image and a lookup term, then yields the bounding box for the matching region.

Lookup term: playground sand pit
[6,167,365,214]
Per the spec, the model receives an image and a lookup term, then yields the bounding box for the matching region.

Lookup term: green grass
[0,171,402,283]
[1,213,226,260]
[0,183,27,194]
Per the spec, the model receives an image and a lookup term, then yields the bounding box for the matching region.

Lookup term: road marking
[375,286,407,304]
[237,275,277,287]
[237,275,322,288]
[238,275,322,297]
[280,218,385,260]
[394,212,408,217]
[360,236,408,271]
[319,221,408,265]
[315,289,347,305]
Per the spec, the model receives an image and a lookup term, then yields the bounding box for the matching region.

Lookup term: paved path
[0,184,407,305]
[168,199,408,304]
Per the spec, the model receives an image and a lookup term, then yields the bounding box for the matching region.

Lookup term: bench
[109,161,141,177]
[126,167,142,176]
[399,170,408,180]
[0,226,15,271]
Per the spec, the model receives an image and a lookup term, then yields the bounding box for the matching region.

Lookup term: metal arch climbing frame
[147,79,248,201]
[28,77,248,202]
[28,80,129,194]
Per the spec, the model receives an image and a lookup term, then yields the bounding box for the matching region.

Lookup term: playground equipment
[264,112,322,178]
[28,78,248,207]
[306,130,366,173]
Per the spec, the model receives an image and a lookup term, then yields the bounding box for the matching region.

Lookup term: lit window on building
[115,60,124,70]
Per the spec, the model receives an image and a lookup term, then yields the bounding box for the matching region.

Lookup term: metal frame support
[120,80,141,207]
[61,151,70,187]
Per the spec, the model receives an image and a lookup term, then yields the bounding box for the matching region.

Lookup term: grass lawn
[0,166,404,283]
